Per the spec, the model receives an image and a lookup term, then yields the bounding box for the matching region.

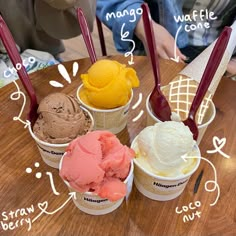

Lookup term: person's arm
[226,18,236,76]
[227,57,236,76]
[35,0,96,39]
[42,0,79,9]
[135,17,186,61]
[97,0,185,60]
[97,0,143,53]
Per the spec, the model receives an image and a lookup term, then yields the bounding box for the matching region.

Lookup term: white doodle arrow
[32,192,76,223]
[121,23,135,65]
[181,155,220,206]
[170,25,182,63]
[10,81,31,128]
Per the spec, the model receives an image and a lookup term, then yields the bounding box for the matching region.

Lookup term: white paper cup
[77,84,133,134]
[131,137,201,201]
[146,93,216,144]
[28,107,94,169]
[59,155,134,215]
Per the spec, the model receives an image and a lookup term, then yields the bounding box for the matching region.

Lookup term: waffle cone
[162,75,212,125]
[180,20,236,96]
[162,21,236,125]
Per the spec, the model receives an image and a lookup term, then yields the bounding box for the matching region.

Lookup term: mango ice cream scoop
[79,59,139,109]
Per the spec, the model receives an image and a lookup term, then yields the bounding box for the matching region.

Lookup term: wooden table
[0,55,235,236]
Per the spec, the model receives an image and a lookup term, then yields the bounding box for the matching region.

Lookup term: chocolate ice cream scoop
[33,93,93,144]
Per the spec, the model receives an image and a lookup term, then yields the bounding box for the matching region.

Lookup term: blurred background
[61,21,118,61]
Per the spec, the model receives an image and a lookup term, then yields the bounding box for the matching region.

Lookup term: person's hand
[226,57,236,77]
[135,17,186,62]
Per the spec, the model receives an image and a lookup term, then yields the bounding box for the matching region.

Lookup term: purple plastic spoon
[141,3,171,121]
[77,8,97,64]
[0,15,38,124]
[183,26,232,140]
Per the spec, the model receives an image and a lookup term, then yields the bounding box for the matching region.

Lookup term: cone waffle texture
[180,45,230,96]
[162,21,236,124]
[180,20,236,96]
[162,75,212,125]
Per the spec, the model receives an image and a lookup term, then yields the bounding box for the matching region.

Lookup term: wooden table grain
[0,56,235,236]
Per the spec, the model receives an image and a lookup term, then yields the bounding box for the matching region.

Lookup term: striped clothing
[183,0,236,47]
[97,0,236,53]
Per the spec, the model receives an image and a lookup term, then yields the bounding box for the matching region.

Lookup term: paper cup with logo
[131,137,201,201]
[28,107,94,169]
[77,84,133,134]
[59,155,134,215]
[146,93,216,144]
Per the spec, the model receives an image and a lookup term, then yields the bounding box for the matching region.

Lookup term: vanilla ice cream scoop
[134,121,196,177]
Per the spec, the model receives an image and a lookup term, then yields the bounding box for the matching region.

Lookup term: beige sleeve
[35,0,96,39]
[42,0,78,10]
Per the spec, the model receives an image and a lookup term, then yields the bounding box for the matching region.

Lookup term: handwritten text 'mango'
[106,8,143,22]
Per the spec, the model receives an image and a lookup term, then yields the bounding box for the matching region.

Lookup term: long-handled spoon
[141,3,171,121]
[77,8,97,64]
[183,27,232,140]
[0,15,38,124]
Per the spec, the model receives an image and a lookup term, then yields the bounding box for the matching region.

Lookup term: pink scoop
[60,131,134,201]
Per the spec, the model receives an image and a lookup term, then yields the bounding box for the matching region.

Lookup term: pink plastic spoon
[183,26,232,140]
[77,8,97,64]
[0,15,38,124]
[141,3,171,121]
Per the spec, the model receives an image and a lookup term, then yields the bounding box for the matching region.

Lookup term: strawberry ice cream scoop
[59,131,134,201]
